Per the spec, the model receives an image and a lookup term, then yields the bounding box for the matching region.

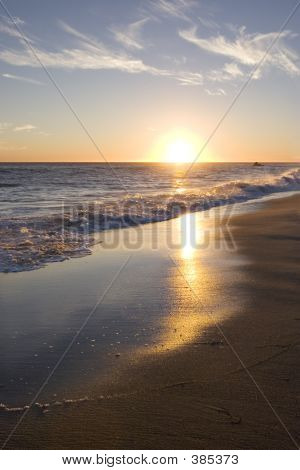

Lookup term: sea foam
[1,166,300,273]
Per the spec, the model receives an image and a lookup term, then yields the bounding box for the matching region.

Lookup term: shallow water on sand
[0,204,242,409]
[1,162,300,272]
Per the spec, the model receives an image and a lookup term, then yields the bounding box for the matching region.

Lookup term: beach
[1,0,300,463]
[0,194,300,449]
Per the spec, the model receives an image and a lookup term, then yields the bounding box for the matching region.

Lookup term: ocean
[1,162,300,272]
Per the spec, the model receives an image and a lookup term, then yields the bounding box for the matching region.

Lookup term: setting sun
[147,129,206,163]
[165,138,197,163]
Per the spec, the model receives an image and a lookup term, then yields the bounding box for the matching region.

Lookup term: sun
[165,138,197,163]
[146,128,207,163]
[146,128,214,163]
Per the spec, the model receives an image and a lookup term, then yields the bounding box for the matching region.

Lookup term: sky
[0,0,300,163]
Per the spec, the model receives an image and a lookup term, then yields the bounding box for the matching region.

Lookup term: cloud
[0,15,35,46]
[208,62,245,82]
[179,26,300,76]
[197,15,219,30]
[175,70,203,86]
[0,16,25,39]
[2,72,44,85]
[149,2,218,29]
[0,21,23,39]
[0,19,160,74]
[205,87,226,96]
[1,122,49,135]
[0,19,203,86]
[58,20,103,47]
[150,0,195,21]
[0,34,161,74]
[13,124,37,132]
[0,122,11,132]
[223,62,244,78]
[110,18,149,50]
[0,15,24,26]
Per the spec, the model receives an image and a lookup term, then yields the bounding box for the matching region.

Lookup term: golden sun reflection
[135,212,223,358]
[181,213,195,260]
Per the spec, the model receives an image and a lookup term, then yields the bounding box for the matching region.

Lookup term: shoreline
[1,187,299,274]
[0,194,300,449]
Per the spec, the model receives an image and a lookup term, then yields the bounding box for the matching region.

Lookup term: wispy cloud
[2,72,44,85]
[208,62,245,82]
[0,19,203,86]
[13,124,37,132]
[175,70,203,86]
[0,15,35,46]
[223,62,244,78]
[0,15,24,26]
[0,28,160,74]
[0,122,50,137]
[0,19,157,74]
[150,0,195,21]
[205,87,226,96]
[110,18,149,50]
[197,15,219,30]
[179,26,300,77]
[0,15,25,39]
[0,122,11,132]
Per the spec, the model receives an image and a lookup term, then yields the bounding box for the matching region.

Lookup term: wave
[1,167,300,273]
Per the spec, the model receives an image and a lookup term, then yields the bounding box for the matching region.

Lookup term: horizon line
[0,160,299,164]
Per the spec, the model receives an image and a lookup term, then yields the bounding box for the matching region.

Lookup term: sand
[0,194,299,449]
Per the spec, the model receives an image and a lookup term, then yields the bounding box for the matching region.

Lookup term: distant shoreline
[0,161,299,165]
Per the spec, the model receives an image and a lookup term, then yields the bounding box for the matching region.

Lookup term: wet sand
[0,195,300,449]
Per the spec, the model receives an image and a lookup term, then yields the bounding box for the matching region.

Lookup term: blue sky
[0,0,299,162]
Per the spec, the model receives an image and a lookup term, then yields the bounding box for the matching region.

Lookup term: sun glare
[147,129,207,163]
[165,138,197,163]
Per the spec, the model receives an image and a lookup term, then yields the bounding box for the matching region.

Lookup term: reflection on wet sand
[0,209,233,411]
[181,213,196,260]
[3,196,299,449]
[134,212,226,356]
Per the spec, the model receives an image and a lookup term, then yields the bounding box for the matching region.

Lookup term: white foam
[1,167,300,273]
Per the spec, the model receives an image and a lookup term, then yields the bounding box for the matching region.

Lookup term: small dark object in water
[253,162,264,167]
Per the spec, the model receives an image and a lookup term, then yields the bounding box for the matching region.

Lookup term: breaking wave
[1,167,300,273]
